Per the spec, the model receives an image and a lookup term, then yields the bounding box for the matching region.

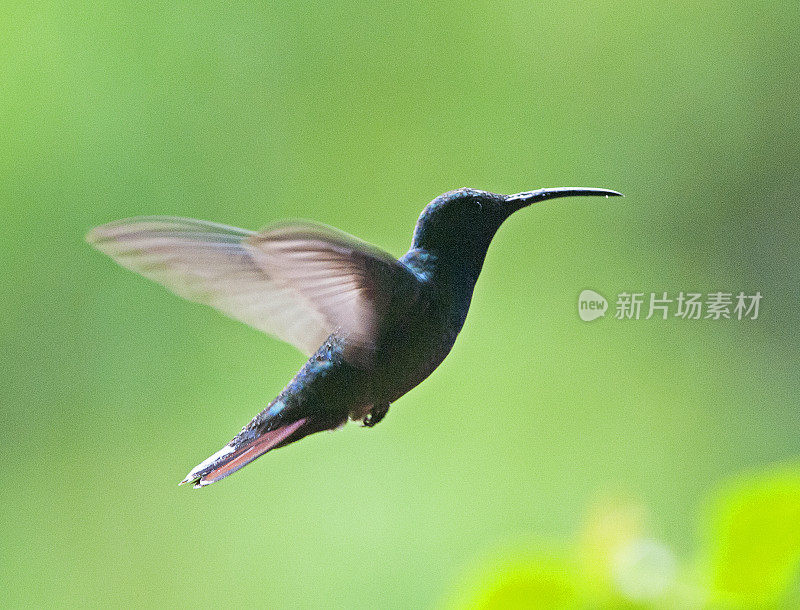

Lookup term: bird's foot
[363,403,390,427]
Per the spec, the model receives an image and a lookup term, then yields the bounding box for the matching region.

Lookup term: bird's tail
[179,418,309,488]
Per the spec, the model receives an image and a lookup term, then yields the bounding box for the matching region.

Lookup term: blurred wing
[86,217,329,354]
[87,216,419,365]
[246,221,420,366]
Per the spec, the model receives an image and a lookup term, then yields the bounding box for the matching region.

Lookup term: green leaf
[470,558,582,609]
[706,467,800,606]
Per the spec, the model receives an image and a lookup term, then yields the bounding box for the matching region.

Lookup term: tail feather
[180,418,308,488]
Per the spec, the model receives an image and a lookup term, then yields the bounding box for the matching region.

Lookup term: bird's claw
[363,403,390,427]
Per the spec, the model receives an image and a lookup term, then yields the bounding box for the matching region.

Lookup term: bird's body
[87,186,621,487]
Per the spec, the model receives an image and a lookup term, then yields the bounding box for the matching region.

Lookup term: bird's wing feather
[86,216,419,365]
[246,221,420,366]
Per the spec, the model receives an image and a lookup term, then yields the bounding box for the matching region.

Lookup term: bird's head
[410,187,622,257]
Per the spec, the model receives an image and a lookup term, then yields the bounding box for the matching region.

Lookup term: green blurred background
[2,1,799,607]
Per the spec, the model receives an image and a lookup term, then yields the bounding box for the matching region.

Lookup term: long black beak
[505,187,623,214]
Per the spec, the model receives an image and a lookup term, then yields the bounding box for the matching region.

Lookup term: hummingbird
[87,186,621,488]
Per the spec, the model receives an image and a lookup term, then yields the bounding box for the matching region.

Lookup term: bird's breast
[373,290,465,403]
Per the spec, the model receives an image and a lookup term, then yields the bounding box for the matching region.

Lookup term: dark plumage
[86,186,621,487]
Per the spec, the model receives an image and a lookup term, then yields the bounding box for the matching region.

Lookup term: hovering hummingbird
[87,186,621,488]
